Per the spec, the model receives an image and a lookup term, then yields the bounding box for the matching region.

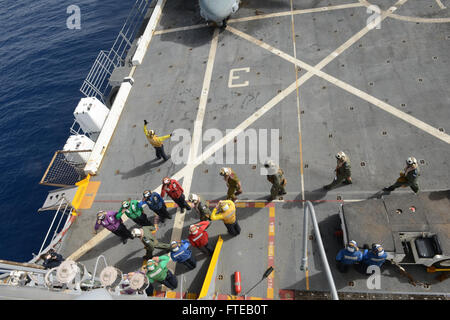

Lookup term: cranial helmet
[336,151,346,160]
[122,200,130,209]
[347,240,358,252]
[264,159,275,168]
[146,260,156,271]
[143,190,151,198]
[131,228,143,238]
[264,159,278,175]
[170,241,179,252]
[406,157,417,165]
[189,225,198,234]
[189,194,199,203]
[148,130,155,136]
[97,211,106,220]
[372,244,385,256]
[220,202,229,211]
[162,177,170,185]
[220,167,231,176]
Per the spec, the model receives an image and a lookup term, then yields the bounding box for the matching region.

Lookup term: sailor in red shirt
[160,177,192,213]
[188,221,214,256]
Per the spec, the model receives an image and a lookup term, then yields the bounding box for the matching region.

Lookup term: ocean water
[0,0,136,262]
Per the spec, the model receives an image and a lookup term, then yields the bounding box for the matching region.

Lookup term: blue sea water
[0,0,136,262]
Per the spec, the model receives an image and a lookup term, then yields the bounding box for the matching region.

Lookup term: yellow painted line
[267,206,275,299]
[269,224,275,236]
[187,293,198,299]
[289,0,306,204]
[166,202,175,208]
[255,202,266,208]
[70,175,101,211]
[166,291,177,299]
[268,245,275,257]
[305,269,310,290]
[236,202,247,208]
[71,175,91,211]
[198,236,223,299]
[78,181,101,209]
[269,207,275,218]
[267,287,274,299]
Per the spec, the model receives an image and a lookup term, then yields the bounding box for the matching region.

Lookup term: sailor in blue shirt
[139,190,172,223]
[362,244,388,268]
[170,240,197,270]
[336,240,363,273]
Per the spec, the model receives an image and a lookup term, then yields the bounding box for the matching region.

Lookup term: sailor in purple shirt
[94,210,133,244]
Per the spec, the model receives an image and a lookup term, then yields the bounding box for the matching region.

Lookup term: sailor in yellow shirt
[210,200,241,236]
[144,120,171,161]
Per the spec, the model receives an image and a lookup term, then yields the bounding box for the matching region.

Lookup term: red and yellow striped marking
[267,205,275,299]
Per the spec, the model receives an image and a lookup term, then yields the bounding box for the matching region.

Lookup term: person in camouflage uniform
[131,226,171,260]
[383,157,420,193]
[324,151,352,190]
[264,160,287,201]
[188,194,211,221]
[220,167,242,202]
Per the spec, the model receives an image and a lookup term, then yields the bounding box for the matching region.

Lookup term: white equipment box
[63,134,95,164]
[73,97,109,134]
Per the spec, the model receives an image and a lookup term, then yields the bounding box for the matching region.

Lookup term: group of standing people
[323,151,420,194]
[335,240,388,273]
[92,165,258,294]
[93,120,420,293]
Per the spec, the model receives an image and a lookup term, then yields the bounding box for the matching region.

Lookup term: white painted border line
[84,81,133,175]
[360,0,450,23]
[154,24,206,35]
[146,0,404,186]
[435,0,447,10]
[132,0,167,65]
[167,28,220,273]
[228,2,365,23]
[153,2,364,36]
[227,26,450,145]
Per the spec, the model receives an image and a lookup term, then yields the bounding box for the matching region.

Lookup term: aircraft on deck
[199,0,240,26]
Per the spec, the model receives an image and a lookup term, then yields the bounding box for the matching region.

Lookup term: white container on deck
[73,97,109,134]
[63,134,95,164]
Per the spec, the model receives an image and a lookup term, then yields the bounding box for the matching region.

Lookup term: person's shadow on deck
[120,158,164,180]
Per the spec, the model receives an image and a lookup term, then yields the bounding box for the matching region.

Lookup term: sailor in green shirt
[131,226,171,260]
[144,254,178,290]
[116,200,153,227]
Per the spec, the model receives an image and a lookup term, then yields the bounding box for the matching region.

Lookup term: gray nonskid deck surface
[60,0,450,298]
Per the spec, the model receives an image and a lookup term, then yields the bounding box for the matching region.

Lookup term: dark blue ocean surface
[0,0,136,262]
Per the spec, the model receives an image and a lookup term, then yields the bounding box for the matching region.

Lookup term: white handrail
[300,201,339,300]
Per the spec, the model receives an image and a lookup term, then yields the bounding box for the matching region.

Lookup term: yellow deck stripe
[198,236,223,299]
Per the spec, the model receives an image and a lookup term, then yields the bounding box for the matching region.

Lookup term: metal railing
[35,197,73,259]
[300,201,339,300]
[40,150,92,187]
[80,0,152,103]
